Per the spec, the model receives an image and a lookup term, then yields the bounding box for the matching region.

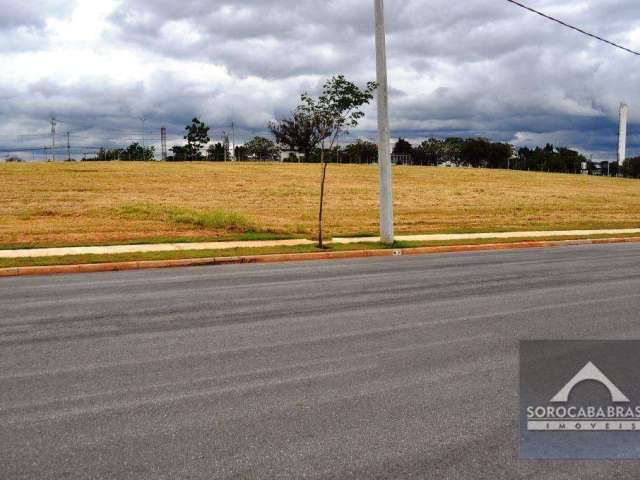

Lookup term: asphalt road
[2,243,640,479]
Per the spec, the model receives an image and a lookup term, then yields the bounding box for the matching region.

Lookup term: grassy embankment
[1,161,639,267]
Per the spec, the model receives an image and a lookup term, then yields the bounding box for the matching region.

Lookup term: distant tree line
[166,118,281,162]
[623,156,640,178]
[310,137,630,178]
[85,143,155,162]
[270,136,589,173]
[387,137,591,173]
[267,111,600,174]
[515,144,587,174]
[79,115,640,180]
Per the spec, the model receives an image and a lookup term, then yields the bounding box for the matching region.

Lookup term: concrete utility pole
[618,103,629,170]
[374,0,395,244]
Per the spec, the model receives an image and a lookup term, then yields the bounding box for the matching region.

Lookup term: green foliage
[393,138,413,157]
[171,209,255,231]
[413,138,443,166]
[268,111,324,162]
[244,136,280,161]
[343,140,378,164]
[411,138,463,166]
[123,143,155,161]
[168,145,188,162]
[460,138,513,168]
[117,203,257,232]
[92,148,122,161]
[295,74,377,248]
[299,75,377,146]
[184,117,210,161]
[517,144,587,173]
[206,143,226,162]
[623,157,640,178]
[91,143,154,162]
[234,145,248,161]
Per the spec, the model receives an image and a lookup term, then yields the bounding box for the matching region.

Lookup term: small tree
[234,145,248,161]
[392,138,414,165]
[206,143,226,162]
[393,138,413,156]
[298,75,376,247]
[244,136,280,161]
[414,138,442,166]
[184,118,210,161]
[624,156,640,178]
[122,143,154,161]
[344,140,378,164]
[269,111,324,162]
[443,138,464,165]
[168,145,188,162]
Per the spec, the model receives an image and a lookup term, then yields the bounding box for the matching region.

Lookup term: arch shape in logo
[550,361,630,404]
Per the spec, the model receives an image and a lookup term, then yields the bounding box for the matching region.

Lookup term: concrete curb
[1,237,640,278]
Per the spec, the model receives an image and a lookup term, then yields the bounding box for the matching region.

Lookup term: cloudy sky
[1,0,639,160]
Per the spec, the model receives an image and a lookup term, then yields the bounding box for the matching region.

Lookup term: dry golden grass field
[1,161,639,248]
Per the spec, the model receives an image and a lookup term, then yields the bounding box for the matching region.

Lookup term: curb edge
[2,237,640,278]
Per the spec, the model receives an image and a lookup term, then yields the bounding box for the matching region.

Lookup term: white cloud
[0,0,638,161]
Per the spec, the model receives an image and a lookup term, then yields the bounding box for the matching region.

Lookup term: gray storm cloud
[0,0,638,160]
[0,0,76,28]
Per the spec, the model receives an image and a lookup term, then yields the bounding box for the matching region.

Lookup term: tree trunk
[318,148,328,248]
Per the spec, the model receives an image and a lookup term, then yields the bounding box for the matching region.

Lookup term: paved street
[2,243,640,479]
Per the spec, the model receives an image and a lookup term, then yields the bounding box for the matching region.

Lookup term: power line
[505,0,640,57]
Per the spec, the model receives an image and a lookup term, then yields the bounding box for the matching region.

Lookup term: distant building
[438,161,457,168]
[391,154,412,165]
[280,150,304,163]
[591,163,605,176]
[581,161,589,175]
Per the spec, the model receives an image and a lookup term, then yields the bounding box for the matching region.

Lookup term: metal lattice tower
[161,127,167,161]
[223,132,230,162]
[50,118,57,162]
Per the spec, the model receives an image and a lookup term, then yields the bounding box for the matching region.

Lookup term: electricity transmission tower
[161,127,167,161]
[50,118,57,162]
[49,117,66,162]
[222,132,230,162]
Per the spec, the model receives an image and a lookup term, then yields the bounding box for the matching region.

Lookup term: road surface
[2,243,640,479]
